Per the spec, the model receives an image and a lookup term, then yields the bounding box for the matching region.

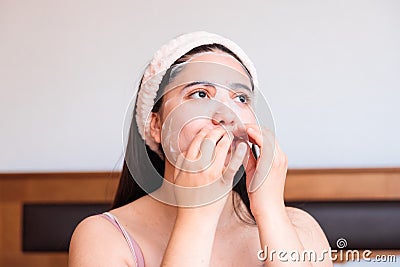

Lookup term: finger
[222,142,248,184]
[245,125,263,147]
[185,128,210,160]
[245,123,274,139]
[247,126,275,156]
[244,127,276,192]
[248,146,277,193]
[243,145,257,189]
[198,128,227,164]
[173,151,187,182]
[212,132,233,168]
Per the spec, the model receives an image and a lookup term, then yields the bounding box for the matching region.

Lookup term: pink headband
[135,31,259,158]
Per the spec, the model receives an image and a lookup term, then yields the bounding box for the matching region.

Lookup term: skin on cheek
[176,120,206,154]
[160,98,204,161]
[159,87,258,165]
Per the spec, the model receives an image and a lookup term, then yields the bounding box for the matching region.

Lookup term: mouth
[209,125,249,152]
[227,135,247,153]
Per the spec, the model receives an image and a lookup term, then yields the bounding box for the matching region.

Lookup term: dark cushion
[23,203,109,252]
[287,201,400,250]
[22,201,400,252]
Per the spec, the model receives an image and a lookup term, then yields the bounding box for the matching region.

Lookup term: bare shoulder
[69,214,135,267]
[285,206,328,241]
[285,206,333,266]
[286,206,322,230]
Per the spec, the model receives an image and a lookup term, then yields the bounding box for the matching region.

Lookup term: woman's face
[154,51,257,161]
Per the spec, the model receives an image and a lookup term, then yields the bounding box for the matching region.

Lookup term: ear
[149,112,162,144]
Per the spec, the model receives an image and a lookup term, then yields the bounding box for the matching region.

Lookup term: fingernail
[247,128,254,133]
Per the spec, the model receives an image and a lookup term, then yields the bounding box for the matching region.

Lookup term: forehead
[187,51,249,77]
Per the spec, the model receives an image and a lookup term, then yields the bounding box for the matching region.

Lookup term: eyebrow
[229,82,252,92]
[182,81,253,92]
[182,81,216,90]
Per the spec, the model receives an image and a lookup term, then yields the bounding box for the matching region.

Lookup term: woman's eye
[234,94,248,103]
[189,89,209,99]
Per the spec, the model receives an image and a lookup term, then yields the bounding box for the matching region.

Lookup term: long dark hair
[112,43,256,225]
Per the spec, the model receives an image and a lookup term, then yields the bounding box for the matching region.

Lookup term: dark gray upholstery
[23,203,109,252]
[287,201,400,250]
[22,201,400,252]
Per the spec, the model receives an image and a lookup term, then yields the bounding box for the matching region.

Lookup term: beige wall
[1,0,399,172]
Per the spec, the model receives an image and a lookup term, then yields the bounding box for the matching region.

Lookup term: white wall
[1,0,399,172]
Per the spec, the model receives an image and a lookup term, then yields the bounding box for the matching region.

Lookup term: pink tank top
[100,212,145,267]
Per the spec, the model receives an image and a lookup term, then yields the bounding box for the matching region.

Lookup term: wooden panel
[1,253,68,267]
[0,172,119,202]
[1,168,399,203]
[285,168,400,201]
[0,168,399,267]
[0,202,21,253]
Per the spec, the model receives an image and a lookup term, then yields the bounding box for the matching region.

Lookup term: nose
[211,105,237,131]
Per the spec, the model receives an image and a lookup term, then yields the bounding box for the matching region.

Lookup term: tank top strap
[100,212,145,267]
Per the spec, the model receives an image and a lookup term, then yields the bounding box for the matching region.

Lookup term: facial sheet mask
[123,60,276,207]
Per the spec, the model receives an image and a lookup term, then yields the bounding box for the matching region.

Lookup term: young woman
[69,31,333,267]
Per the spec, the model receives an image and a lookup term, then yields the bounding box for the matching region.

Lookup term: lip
[231,127,248,143]
[215,124,247,139]
[228,135,247,153]
[202,125,248,147]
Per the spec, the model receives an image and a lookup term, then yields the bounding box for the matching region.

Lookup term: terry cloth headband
[135,31,259,159]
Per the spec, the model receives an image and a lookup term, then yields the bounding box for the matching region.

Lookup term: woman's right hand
[172,127,247,217]
[162,127,247,266]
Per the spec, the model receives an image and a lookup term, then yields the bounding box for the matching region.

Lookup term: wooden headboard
[1,168,399,266]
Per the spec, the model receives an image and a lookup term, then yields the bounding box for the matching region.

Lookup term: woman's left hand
[242,124,288,219]
[242,125,333,267]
